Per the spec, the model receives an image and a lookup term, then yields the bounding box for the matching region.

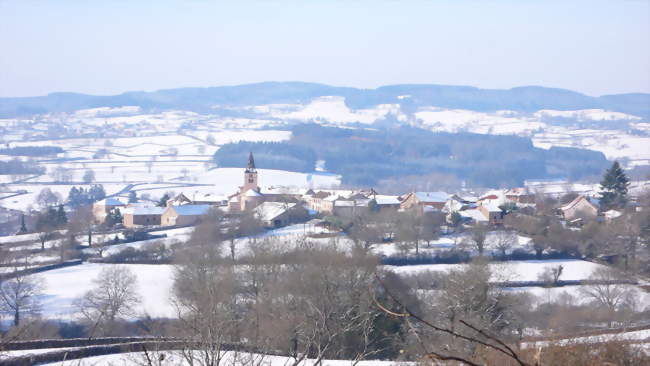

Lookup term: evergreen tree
[89,184,106,202]
[56,204,68,226]
[18,214,27,234]
[106,208,123,228]
[599,161,630,210]
[128,191,138,203]
[157,193,170,207]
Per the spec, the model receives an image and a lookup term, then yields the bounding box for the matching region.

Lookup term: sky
[0,0,648,97]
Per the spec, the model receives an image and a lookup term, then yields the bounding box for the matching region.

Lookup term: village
[89,152,644,235]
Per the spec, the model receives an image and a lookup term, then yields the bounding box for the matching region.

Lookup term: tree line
[213,124,609,187]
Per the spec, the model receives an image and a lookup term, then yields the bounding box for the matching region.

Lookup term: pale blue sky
[1,0,648,97]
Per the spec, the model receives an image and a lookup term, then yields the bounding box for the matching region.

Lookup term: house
[167,193,192,206]
[400,192,449,214]
[505,187,535,204]
[559,195,599,221]
[373,195,401,210]
[478,201,504,225]
[123,205,165,227]
[333,198,370,217]
[457,209,489,225]
[254,202,298,228]
[92,197,127,222]
[162,204,211,226]
[305,191,337,214]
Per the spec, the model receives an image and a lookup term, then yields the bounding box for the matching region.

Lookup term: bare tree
[538,264,564,287]
[580,266,637,327]
[36,187,60,209]
[492,230,517,258]
[0,272,44,326]
[77,265,141,336]
[467,225,488,256]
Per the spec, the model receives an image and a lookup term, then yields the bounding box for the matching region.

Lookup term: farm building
[161,204,211,226]
[123,205,165,227]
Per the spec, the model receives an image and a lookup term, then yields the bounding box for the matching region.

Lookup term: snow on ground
[385,259,607,282]
[33,263,176,319]
[505,285,650,309]
[370,232,532,258]
[192,168,341,195]
[534,109,641,122]
[414,107,545,135]
[46,350,411,366]
[274,96,402,124]
[0,184,126,212]
[523,329,650,348]
[85,226,195,256]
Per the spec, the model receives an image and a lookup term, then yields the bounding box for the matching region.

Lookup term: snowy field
[385,259,608,282]
[523,328,650,348]
[45,350,412,366]
[32,263,176,319]
[505,284,650,309]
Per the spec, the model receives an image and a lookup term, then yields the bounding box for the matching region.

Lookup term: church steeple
[243,152,258,192]
[246,151,256,172]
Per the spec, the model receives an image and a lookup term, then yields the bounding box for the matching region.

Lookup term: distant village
[91,152,641,232]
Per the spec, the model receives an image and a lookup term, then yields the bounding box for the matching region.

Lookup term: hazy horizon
[1,0,649,98]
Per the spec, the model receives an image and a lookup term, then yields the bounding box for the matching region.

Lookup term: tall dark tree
[128,191,138,203]
[599,161,630,210]
[18,214,27,234]
[56,204,68,226]
[89,184,106,202]
[157,193,170,207]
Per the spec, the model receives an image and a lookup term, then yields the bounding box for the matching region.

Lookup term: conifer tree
[18,214,27,234]
[128,191,138,203]
[56,204,68,226]
[158,193,170,207]
[599,161,630,210]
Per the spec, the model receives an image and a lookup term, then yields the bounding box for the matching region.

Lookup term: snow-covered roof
[560,195,599,212]
[123,205,165,215]
[170,204,211,216]
[254,202,296,222]
[95,197,126,206]
[481,201,503,213]
[459,209,488,222]
[244,189,263,197]
[604,209,622,219]
[374,195,400,205]
[414,192,449,203]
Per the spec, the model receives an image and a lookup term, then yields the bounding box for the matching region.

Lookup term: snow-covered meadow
[33,263,176,320]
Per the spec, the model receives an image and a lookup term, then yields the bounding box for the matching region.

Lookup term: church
[228,152,265,211]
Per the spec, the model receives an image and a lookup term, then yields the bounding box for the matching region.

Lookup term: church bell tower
[243,151,258,191]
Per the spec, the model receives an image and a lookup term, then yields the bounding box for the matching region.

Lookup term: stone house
[122,205,165,227]
[400,192,449,214]
[559,195,599,221]
[161,204,211,227]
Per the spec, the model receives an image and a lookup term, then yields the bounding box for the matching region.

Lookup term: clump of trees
[0,158,44,175]
[0,146,63,157]
[67,185,106,207]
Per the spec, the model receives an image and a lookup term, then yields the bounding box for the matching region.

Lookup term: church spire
[246,151,256,172]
